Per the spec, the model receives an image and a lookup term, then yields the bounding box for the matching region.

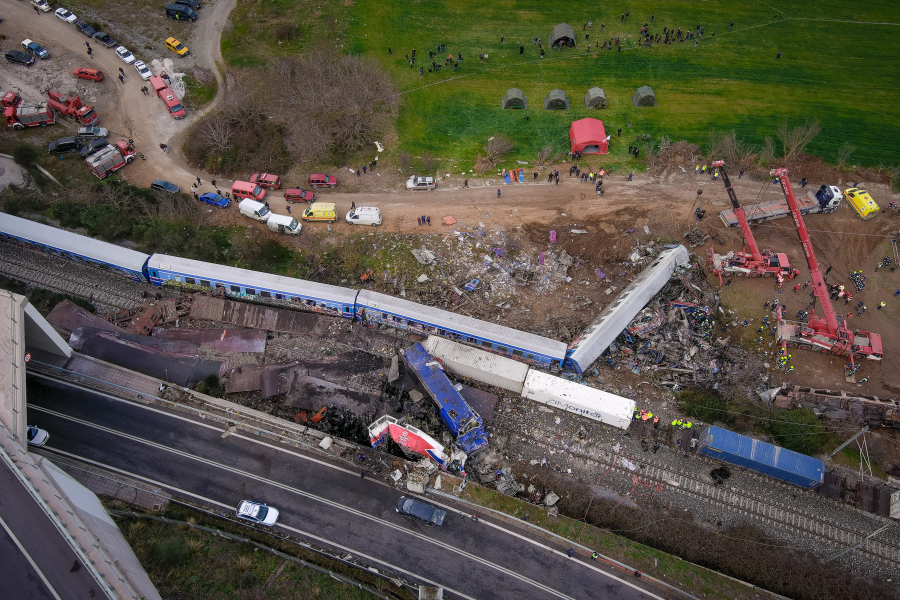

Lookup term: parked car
[165,37,189,56]
[74,21,97,37]
[151,179,180,194]
[5,50,35,66]
[395,496,446,527]
[80,138,109,157]
[74,67,104,82]
[308,174,338,188]
[285,189,315,203]
[406,175,435,190]
[249,173,281,189]
[48,137,83,155]
[115,46,136,64]
[26,426,49,447]
[175,0,201,8]
[236,500,279,525]
[55,8,78,23]
[22,39,50,59]
[92,32,117,48]
[199,192,230,208]
[133,60,152,80]
[32,0,51,12]
[77,126,108,140]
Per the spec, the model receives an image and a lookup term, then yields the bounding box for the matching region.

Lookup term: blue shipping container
[698,426,824,489]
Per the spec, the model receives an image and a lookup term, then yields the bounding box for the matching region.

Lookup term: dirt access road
[0,0,235,184]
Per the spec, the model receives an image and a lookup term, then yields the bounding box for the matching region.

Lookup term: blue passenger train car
[698,426,824,489]
[402,342,488,454]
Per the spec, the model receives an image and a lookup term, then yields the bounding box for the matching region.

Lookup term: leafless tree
[201,116,236,154]
[706,130,729,160]
[398,152,410,172]
[658,135,672,156]
[835,143,855,171]
[483,135,513,162]
[535,146,552,165]
[889,166,900,192]
[760,135,776,164]
[422,151,434,173]
[775,119,821,161]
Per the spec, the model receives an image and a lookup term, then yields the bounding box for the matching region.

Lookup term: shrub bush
[766,408,827,455]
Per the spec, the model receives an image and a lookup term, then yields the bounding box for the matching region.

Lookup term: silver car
[236,500,279,525]
[134,61,152,80]
[77,126,109,140]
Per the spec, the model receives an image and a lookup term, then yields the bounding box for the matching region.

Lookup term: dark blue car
[199,192,230,208]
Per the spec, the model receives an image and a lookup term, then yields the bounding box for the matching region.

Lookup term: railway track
[0,254,146,311]
[509,427,900,568]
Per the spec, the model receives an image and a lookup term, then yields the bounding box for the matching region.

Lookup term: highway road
[0,457,101,599]
[26,373,663,600]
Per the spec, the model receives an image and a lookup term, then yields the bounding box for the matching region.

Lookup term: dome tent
[584,87,606,109]
[631,85,656,107]
[549,23,576,48]
[570,118,608,154]
[544,89,569,110]
[502,88,527,109]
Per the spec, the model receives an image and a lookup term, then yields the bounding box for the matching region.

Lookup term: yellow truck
[844,188,878,220]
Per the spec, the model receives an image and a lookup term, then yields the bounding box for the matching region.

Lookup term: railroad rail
[505,426,900,568]
[0,252,146,311]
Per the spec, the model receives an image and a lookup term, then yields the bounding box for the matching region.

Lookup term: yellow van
[301,202,337,223]
[844,188,878,220]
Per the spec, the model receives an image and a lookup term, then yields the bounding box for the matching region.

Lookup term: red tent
[569,118,608,154]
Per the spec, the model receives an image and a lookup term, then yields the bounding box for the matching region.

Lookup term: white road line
[45,447,473,600]
[37,409,576,599]
[0,513,64,600]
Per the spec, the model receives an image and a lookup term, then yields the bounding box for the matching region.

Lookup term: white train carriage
[565,245,691,373]
[147,254,358,317]
[357,290,567,369]
[0,213,150,282]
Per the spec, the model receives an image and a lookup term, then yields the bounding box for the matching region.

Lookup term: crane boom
[770,168,839,333]
[711,160,762,261]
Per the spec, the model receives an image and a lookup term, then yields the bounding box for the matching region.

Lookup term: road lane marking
[0,513,64,600]
[36,410,575,599]
[44,448,474,600]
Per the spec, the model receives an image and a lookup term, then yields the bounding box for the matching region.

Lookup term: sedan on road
[236,501,279,525]
[199,192,230,208]
[115,46,136,64]
[26,426,50,447]
[75,21,97,38]
[151,179,180,194]
[396,496,446,527]
[6,50,35,66]
[134,61,152,80]
[92,32,117,48]
[55,8,78,23]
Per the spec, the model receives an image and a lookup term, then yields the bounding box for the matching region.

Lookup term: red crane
[708,160,792,285]
[771,168,883,362]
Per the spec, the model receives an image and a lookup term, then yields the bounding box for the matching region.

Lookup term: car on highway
[151,179,180,194]
[21,39,50,59]
[165,37,189,56]
[48,137,83,155]
[236,500,279,525]
[55,8,78,23]
[32,0,51,12]
[199,192,230,208]
[74,67,104,82]
[134,60,152,80]
[77,126,108,140]
[92,32,117,48]
[74,21,97,37]
[80,138,109,158]
[26,426,50,447]
[406,175,435,190]
[115,46,136,64]
[395,496,446,527]
[5,50,35,66]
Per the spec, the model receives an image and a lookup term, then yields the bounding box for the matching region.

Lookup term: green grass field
[341,0,900,169]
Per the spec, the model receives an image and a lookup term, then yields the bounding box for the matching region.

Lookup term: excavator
[708,160,793,285]
[772,168,883,363]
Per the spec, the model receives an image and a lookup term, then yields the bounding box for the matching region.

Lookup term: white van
[345,206,382,226]
[267,213,302,235]
[239,199,270,222]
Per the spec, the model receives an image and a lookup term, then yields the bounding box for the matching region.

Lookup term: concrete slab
[152,327,266,353]
[71,327,199,354]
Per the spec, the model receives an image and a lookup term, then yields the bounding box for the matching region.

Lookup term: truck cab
[810,185,842,212]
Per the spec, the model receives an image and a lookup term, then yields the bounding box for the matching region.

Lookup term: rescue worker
[652,416,659,428]
[591,552,599,560]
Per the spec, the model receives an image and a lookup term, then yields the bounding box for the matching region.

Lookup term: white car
[115,46,136,64]
[27,426,49,447]
[236,500,279,525]
[134,61,152,80]
[406,175,435,190]
[32,0,51,12]
[55,8,78,23]
[77,126,108,140]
